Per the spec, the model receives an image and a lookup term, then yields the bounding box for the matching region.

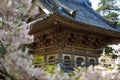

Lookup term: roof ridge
[63,0,91,6]
[62,0,84,5]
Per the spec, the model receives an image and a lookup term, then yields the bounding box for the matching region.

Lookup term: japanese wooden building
[28,0,120,68]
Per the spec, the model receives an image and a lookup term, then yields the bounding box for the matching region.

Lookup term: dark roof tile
[38,0,120,32]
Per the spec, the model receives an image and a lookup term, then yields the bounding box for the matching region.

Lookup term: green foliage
[97,0,120,22]
[19,45,29,53]
[0,42,7,55]
[104,46,118,59]
[104,12,119,21]
[14,14,23,25]
[45,64,56,75]
[104,46,113,54]
[34,55,44,63]
[96,5,110,12]
[0,20,3,25]
[117,21,120,24]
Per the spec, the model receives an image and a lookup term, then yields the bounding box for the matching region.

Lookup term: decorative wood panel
[29,27,110,52]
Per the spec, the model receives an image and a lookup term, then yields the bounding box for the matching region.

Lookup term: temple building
[28,0,120,69]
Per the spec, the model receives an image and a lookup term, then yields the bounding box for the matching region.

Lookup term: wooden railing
[33,59,88,68]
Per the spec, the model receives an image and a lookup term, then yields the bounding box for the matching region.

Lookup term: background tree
[97,0,120,22]
[97,0,120,59]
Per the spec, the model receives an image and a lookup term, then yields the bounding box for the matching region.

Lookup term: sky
[90,0,100,10]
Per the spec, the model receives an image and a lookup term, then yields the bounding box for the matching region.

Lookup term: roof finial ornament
[53,0,78,17]
[53,3,58,13]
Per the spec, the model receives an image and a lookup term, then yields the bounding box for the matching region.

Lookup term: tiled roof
[37,0,120,32]
[116,24,120,30]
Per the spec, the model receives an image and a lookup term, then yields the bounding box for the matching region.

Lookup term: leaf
[34,55,44,63]
[0,42,7,55]
[97,0,119,22]
[0,20,3,26]
[46,64,55,75]
[19,45,30,55]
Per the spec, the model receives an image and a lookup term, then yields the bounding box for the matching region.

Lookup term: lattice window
[75,56,85,66]
[47,54,58,64]
[88,57,96,65]
[63,54,71,67]
[48,56,55,63]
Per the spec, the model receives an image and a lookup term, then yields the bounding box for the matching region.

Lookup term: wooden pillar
[86,50,89,67]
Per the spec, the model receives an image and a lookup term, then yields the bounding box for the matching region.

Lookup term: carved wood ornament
[29,27,110,51]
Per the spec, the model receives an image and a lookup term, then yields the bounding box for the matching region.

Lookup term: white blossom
[0,0,120,80]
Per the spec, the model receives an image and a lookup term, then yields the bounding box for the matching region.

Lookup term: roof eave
[29,13,120,38]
